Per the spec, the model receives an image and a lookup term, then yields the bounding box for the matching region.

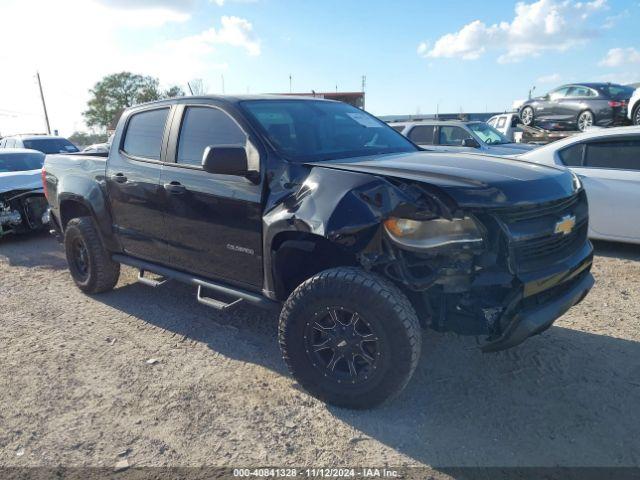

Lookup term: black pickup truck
[43,96,594,408]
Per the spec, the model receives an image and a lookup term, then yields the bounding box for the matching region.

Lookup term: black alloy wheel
[71,237,90,281]
[304,307,380,385]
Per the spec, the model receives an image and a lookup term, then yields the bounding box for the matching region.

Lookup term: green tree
[83,72,184,129]
[68,131,108,148]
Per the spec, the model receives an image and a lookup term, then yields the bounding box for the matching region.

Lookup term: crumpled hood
[0,169,43,195]
[310,151,578,208]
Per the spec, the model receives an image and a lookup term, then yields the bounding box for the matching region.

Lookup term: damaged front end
[266,159,594,352]
[0,189,49,237]
[363,186,594,352]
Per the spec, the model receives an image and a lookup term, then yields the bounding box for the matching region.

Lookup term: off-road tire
[64,217,120,294]
[278,267,421,409]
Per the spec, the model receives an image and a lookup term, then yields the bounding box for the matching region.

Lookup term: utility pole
[36,72,51,135]
[361,75,366,109]
[187,82,194,95]
[221,74,225,94]
[289,74,292,93]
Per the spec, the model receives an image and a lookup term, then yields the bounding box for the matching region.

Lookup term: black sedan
[519,82,634,132]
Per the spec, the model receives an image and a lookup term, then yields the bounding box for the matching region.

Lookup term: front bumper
[481,270,593,352]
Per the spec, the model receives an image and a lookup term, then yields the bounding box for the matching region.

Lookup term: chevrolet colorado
[43,96,594,408]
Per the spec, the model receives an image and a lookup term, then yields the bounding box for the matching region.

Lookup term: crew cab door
[537,87,570,123]
[159,103,263,288]
[106,106,171,261]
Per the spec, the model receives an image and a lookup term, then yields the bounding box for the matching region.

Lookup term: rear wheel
[577,110,594,131]
[278,267,421,409]
[64,217,120,293]
[520,106,534,127]
[633,104,640,126]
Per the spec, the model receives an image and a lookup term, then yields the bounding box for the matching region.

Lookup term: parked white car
[518,126,640,244]
[627,87,640,125]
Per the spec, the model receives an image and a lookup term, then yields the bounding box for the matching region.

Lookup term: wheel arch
[58,194,120,252]
[270,231,358,301]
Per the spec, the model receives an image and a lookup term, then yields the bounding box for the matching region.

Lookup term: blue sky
[0,0,638,135]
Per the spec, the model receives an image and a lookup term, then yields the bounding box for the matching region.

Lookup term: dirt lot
[1,232,639,470]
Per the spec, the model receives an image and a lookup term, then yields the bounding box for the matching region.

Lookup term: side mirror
[202,145,249,177]
[462,138,480,148]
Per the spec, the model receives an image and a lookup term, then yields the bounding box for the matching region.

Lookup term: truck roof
[132,94,339,110]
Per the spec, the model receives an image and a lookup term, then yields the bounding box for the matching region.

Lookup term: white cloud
[417,42,430,57]
[537,73,561,83]
[211,0,259,6]
[0,0,261,136]
[96,0,196,11]
[599,47,640,67]
[165,16,261,59]
[419,0,608,63]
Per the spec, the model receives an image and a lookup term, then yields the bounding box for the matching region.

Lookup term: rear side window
[123,108,169,160]
[497,117,506,128]
[176,107,247,167]
[408,125,434,144]
[558,143,584,166]
[584,138,640,170]
[390,125,404,133]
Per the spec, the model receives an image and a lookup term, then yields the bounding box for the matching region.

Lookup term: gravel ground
[1,232,639,471]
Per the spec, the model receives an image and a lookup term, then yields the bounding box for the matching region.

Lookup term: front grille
[513,221,587,271]
[488,191,589,273]
[491,193,581,222]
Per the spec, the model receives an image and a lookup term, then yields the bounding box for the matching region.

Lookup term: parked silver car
[391,120,537,155]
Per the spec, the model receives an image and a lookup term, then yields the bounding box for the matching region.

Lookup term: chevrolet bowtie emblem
[555,215,576,236]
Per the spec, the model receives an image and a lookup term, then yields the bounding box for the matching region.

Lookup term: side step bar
[138,269,168,288]
[112,254,280,312]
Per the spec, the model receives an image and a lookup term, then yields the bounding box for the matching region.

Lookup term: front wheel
[520,106,534,127]
[577,110,594,131]
[64,217,120,293]
[278,267,422,409]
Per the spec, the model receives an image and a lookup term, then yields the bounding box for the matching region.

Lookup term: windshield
[241,100,417,162]
[467,122,510,145]
[22,138,79,154]
[0,152,44,173]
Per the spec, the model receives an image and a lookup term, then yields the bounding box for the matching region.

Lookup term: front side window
[584,138,640,170]
[558,143,584,167]
[467,122,509,145]
[123,108,169,160]
[390,125,405,133]
[177,107,247,167]
[549,87,570,101]
[439,126,472,146]
[497,117,506,128]
[241,100,417,162]
[408,125,434,144]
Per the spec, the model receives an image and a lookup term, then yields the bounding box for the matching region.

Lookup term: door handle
[111,173,127,183]
[164,181,186,194]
